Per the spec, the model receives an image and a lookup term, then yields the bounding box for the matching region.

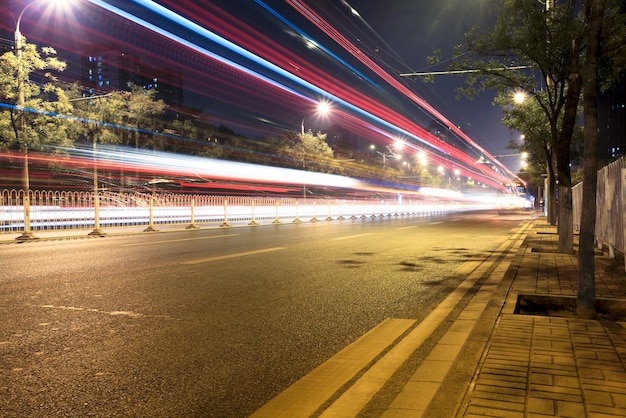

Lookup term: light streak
[86,0,446,154]
[56,145,364,189]
[12,1,520,193]
[253,0,385,93]
[286,0,518,183]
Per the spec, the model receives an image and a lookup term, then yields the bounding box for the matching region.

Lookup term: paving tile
[388,381,439,410]
[602,370,626,383]
[555,375,581,388]
[410,360,452,383]
[457,310,482,320]
[579,367,604,379]
[475,379,528,392]
[425,343,463,361]
[555,400,586,417]
[587,403,626,416]
[532,355,577,368]
[581,380,626,393]
[585,389,614,406]
[447,319,475,333]
[437,330,470,345]
[468,396,526,412]
[528,366,578,377]
[528,388,582,402]
[381,408,423,418]
[472,383,526,397]
[529,372,554,385]
[482,366,529,378]
[612,392,626,408]
[577,359,626,371]
[576,349,601,360]
[527,396,555,415]
[465,406,525,417]
[473,388,526,404]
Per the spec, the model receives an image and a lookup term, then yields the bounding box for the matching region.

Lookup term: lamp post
[299,100,331,200]
[9,0,67,240]
[13,0,44,241]
[67,93,113,237]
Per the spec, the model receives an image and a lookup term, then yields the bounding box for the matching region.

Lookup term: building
[598,77,626,165]
[81,44,183,107]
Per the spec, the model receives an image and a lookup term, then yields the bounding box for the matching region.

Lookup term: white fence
[572,157,625,261]
[1,189,478,234]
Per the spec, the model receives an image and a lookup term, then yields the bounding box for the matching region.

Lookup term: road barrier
[1,189,467,235]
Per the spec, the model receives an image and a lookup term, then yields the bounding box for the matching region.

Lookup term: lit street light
[13,0,44,240]
[301,100,331,135]
[513,90,528,104]
[9,0,65,240]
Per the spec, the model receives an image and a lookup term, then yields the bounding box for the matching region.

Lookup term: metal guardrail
[1,189,477,234]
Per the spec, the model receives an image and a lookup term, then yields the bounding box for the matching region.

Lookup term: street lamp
[513,90,528,104]
[13,1,45,240]
[67,94,114,237]
[301,100,331,135]
[10,0,64,240]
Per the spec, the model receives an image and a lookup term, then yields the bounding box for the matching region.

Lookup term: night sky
[347,0,516,157]
[1,0,522,187]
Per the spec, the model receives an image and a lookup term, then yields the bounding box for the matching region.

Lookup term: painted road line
[181,247,286,265]
[253,222,535,417]
[251,318,416,418]
[122,234,239,247]
[318,220,536,417]
[383,219,533,416]
[333,233,373,241]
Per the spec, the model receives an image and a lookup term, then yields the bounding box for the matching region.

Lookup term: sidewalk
[441,218,626,417]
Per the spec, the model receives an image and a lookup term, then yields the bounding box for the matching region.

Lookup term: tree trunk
[556,36,583,254]
[557,180,573,252]
[577,0,605,320]
[546,150,557,225]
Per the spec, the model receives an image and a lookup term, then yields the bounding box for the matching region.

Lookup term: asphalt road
[0,210,532,417]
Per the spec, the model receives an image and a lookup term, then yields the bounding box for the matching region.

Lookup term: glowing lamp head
[513,91,527,104]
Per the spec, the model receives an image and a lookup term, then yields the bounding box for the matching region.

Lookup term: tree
[67,87,126,147]
[117,85,167,149]
[576,0,626,319]
[0,39,70,239]
[277,130,334,172]
[0,42,70,151]
[495,90,557,213]
[433,0,585,253]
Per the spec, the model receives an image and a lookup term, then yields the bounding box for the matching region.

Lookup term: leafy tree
[0,39,70,237]
[451,0,625,317]
[118,84,167,149]
[429,0,585,253]
[0,41,70,152]
[67,86,126,147]
[277,130,334,172]
[556,0,626,318]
